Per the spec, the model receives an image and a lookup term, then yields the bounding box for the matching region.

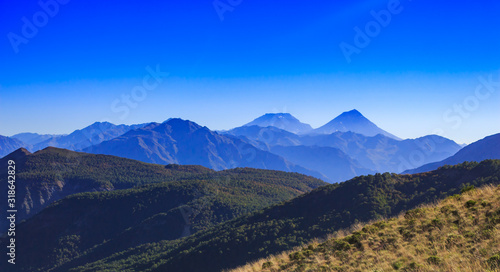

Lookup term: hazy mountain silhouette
[32,122,146,151]
[313,109,400,140]
[243,113,313,134]
[84,118,326,179]
[227,126,461,174]
[12,132,63,146]
[270,145,374,182]
[0,135,25,158]
[224,126,375,181]
[404,133,500,174]
[225,125,302,150]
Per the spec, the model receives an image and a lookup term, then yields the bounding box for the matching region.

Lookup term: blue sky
[0,0,499,144]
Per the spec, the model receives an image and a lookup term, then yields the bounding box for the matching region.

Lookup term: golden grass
[229,185,500,272]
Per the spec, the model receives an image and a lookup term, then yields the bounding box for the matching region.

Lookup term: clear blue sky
[0,0,499,144]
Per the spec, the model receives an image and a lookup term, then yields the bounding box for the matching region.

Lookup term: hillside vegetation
[1,159,325,272]
[0,147,216,232]
[56,160,500,272]
[234,184,500,272]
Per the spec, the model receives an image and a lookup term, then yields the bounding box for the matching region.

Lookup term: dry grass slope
[231,185,500,272]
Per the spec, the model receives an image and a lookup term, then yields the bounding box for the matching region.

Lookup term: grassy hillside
[234,184,500,272]
[55,160,500,272]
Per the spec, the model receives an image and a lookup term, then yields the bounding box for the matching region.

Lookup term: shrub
[431,218,443,228]
[362,225,379,234]
[318,265,329,271]
[392,261,403,270]
[262,261,273,269]
[446,234,463,248]
[461,185,475,194]
[289,252,304,261]
[465,200,477,208]
[332,240,351,251]
[481,229,494,239]
[487,254,500,269]
[402,262,423,271]
[303,249,313,257]
[332,266,346,272]
[449,194,462,201]
[372,221,388,229]
[279,264,292,270]
[481,201,491,207]
[399,227,415,240]
[404,208,425,220]
[345,232,363,249]
[479,248,489,257]
[346,232,361,244]
[440,204,455,214]
[427,255,442,265]
[463,231,476,238]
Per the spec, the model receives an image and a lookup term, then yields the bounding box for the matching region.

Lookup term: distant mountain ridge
[241,110,400,140]
[84,118,326,180]
[32,122,146,151]
[0,135,25,158]
[404,133,500,174]
[224,125,303,151]
[243,113,313,134]
[2,122,147,155]
[225,126,461,176]
[270,145,374,182]
[313,109,401,140]
[11,132,63,145]
[2,112,467,182]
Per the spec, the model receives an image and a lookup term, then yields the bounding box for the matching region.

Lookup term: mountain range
[404,133,500,174]
[269,145,373,182]
[1,108,499,271]
[21,122,146,152]
[241,110,399,139]
[83,119,324,180]
[11,132,62,146]
[225,126,461,181]
[2,110,498,182]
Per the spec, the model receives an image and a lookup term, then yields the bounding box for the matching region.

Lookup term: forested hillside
[41,160,500,272]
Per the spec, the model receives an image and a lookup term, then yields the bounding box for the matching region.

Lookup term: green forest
[5,159,496,272]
